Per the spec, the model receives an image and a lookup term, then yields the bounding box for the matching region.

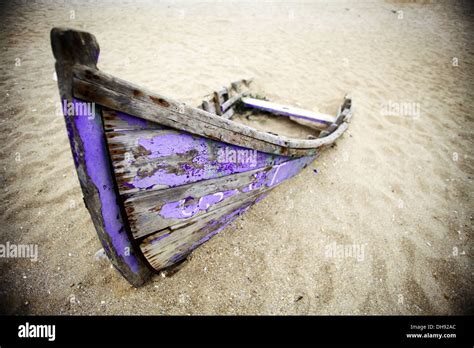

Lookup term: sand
[0,0,472,315]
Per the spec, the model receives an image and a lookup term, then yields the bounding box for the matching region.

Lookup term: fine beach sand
[0,0,472,315]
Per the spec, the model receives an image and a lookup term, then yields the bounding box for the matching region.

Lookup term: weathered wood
[51,28,152,286]
[104,117,288,195]
[137,143,302,270]
[202,79,251,117]
[220,92,246,114]
[103,109,163,131]
[202,99,216,114]
[140,195,258,270]
[241,97,336,124]
[318,95,352,138]
[213,90,223,116]
[73,76,295,156]
[72,65,349,153]
[318,130,329,138]
[133,188,261,243]
[124,156,313,239]
[210,87,229,116]
[221,107,235,119]
[51,28,353,285]
[288,116,328,131]
[217,88,228,102]
[339,95,353,123]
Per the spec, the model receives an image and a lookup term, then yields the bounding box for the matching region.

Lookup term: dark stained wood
[124,163,286,239]
[213,90,223,116]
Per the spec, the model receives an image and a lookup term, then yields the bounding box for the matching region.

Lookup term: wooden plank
[140,195,258,270]
[124,156,313,239]
[103,109,162,131]
[204,80,250,115]
[73,77,294,156]
[72,65,349,153]
[241,97,336,124]
[318,96,352,137]
[220,92,246,114]
[201,99,216,114]
[50,28,152,286]
[221,107,235,119]
[138,148,310,271]
[213,90,223,116]
[104,121,288,195]
[220,88,229,102]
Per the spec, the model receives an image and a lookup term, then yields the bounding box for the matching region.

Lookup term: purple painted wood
[51,28,152,286]
[104,112,292,195]
[99,109,318,271]
[72,99,145,275]
[51,28,334,285]
[137,155,315,270]
[156,155,314,221]
[141,196,259,269]
[123,148,317,239]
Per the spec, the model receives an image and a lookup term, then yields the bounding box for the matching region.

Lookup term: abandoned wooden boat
[51,28,353,286]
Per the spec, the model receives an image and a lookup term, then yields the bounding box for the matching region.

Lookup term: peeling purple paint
[129,131,290,191]
[138,133,196,159]
[159,189,239,219]
[241,156,314,192]
[242,171,267,193]
[72,99,140,274]
[142,154,314,269]
[199,189,239,210]
[157,156,314,222]
[264,157,312,188]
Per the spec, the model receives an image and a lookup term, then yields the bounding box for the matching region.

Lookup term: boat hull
[51,27,350,286]
[102,108,315,271]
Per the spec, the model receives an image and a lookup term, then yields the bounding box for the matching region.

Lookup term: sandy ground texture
[0,0,472,315]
